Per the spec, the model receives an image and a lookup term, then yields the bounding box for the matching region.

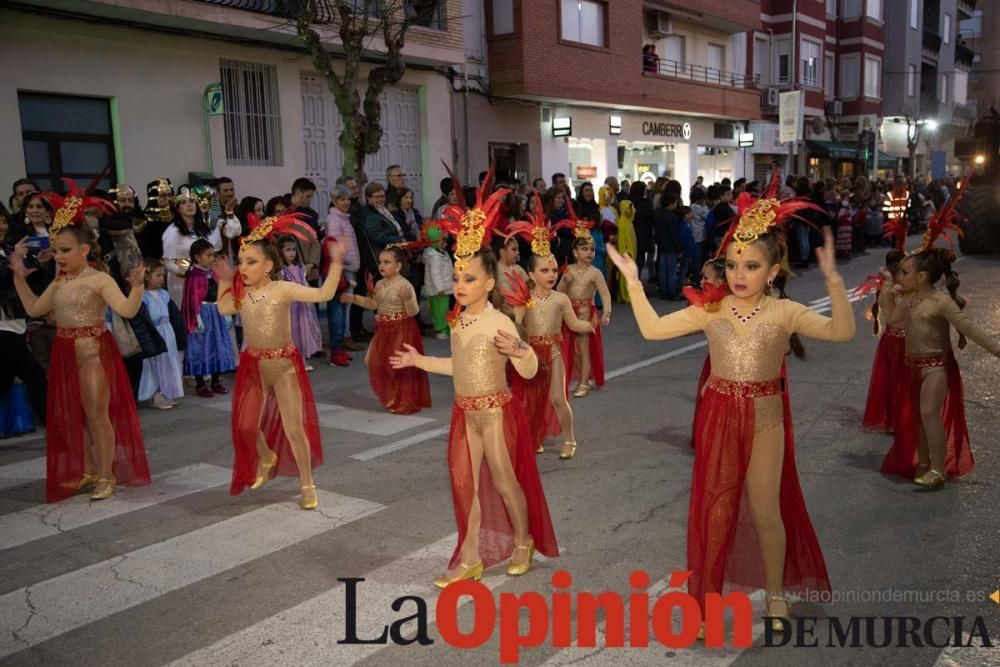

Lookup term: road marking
[170,533,558,666]
[0,464,232,551]
[541,581,766,666]
[0,457,45,491]
[203,400,434,436]
[350,425,450,461]
[932,632,994,666]
[0,490,385,659]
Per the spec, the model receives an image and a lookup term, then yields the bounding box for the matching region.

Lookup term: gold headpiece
[241,212,317,249]
[42,178,115,236]
[175,186,197,205]
[507,193,558,259]
[438,164,508,272]
[730,197,778,255]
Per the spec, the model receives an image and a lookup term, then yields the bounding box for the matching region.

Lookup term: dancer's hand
[127,262,146,288]
[338,293,353,304]
[325,238,347,264]
[601,311,611,326]
[606,243,638,282]
[816,227,841,283]
[495,329,529,359]
[9,240,36,279]
[212,256,236,282]
[390,343,421,368]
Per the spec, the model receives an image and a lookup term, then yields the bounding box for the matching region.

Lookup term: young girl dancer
[492,234,529,319]
[557,223,611,397]
[182,239,236,398]
[879,191,1000,488]
[505,206,594,458]
[390,172,557,586]
[684,258,730,449]
[138,260,184,408]
[860,215,908,433]
[279,235,323,368]
[214,213,346,509]
[11,181,150,501]
[608,178,855,634]
[347,246,431,415]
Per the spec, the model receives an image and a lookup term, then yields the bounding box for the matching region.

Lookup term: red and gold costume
[559,263,611,389]
[682,279,731,449]
[353,274,431,415]
[30,180,149,502]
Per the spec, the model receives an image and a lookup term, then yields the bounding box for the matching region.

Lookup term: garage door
[301,73,423,216]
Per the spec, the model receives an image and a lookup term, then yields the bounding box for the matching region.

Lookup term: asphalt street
[0,251,998,667]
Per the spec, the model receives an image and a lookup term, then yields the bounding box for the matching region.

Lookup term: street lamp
[975,154,985,165]
[925,119,939,131]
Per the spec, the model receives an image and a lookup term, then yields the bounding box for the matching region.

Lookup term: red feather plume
[501,270,533,307]
[911,173,970,254]
[682,280,730,311]
[437,163,509,252]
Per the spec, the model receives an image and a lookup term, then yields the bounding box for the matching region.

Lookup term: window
[775,37,791,84]
[843,0,861,17]
[827,0,836,15]
[561,0,606,47]
[866,0,882,20]
[864,56,881,97]
[943,14,951,44]
[800,39,821,86]
[824,53,836,98]
[954,70,967,104]
[662,35,685,64]
[492,0,513,34]
[840,53,860,97]
[708,44,725,74]
[753,36,770,85]
[907,63,917,96]
[938,73,949,102]
[17,92,117,192]
[220,59,282,166]
[406,0,445,29]
[910,0,918,28]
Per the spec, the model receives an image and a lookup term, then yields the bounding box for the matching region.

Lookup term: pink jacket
[325,208,360,272]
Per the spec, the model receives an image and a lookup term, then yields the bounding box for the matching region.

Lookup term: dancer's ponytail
[941,250,967,349]
[772,272,806,359]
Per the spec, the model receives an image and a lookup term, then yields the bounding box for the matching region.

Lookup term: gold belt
[456,391,511,410]
[885,327,906,338]
[529,334,563,346]
[246,342,297,359]
[375,312,409,323]
[57,325,105,339]
[706,375,782,398]
[906,354,947,369]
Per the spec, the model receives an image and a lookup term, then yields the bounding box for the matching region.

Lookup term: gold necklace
[246,282,270,304]
[459,304,490,329]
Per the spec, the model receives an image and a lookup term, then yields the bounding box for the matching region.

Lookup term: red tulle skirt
[368,314,431,415]
[880,354,974,478]
[863,327,906,433]
[512,336,563,449]
[688,372,831,610]
[562,301,605,387]
[447,391,559,568]
[230,342,323,495]
[47,326,150,502]
[689,355,713,449]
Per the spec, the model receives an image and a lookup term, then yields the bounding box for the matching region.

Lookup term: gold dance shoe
[433,561,484,589]
[536,444,544,454]
[914,469,946,490]
[506,541,535,576]
[912,463,931,483]
[90,478,116,501]
[249,453,278,490]
[765,592,791,634]
[559,440,577,460]
[300,484,318,510]
[77,473,99,490]
[572,382,591,398]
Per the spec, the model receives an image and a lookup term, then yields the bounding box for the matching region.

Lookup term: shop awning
[877,151,898,168]
[808,141,899,169]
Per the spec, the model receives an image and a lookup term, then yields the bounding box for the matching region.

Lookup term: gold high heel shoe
[77,473,98,490]
[572,382,591,398]
[249,453,278,490]
[913,463,931,483]
[559,440,577,460]
[914,469,947,489]
[536,444,544,454]
[90,478,116,501]
[433,561,484,589]
[506,541,535,576]
[300,484,318,510]
[765,593,791,633]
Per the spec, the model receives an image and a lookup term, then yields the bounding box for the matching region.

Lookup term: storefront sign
[609,115,622,135]
[738,133,754,148]
[576,166,598,179]
[779,90,803,143]
[552,117,572,137]
[641,121,691,141]
[204,83,224,116]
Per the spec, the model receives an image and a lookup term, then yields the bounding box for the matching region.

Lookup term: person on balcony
[643,44,660,73]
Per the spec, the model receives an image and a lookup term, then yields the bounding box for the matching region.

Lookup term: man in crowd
[385,165,407,211]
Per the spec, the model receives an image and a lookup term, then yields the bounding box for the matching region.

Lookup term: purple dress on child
[283,265,323,358]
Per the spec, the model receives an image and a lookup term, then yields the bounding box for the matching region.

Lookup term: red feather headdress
[438,163,509,272]
[229,211,318,307]
[45,174,117,236]
[553,197,593,240]
[500,270,535,310]
[906,174,970,257]
[506,193,560,258]
[715,168,823,258]
[682,280,731,313]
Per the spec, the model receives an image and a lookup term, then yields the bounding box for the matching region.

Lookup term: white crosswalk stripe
[0,456,45,491]
[201,400,436,436]
[0,489,385,659]
[0,463,231,551]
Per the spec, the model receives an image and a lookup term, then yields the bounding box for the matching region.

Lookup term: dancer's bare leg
[272,368,314,488]
[919,368,949,472]
[745,420,787,605]
[480,413,531,564]
[575,334,591,387]
[549,354,576,455]
[448,417,485,576]
[78,353,114,492]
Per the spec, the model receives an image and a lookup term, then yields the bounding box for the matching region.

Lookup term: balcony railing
[923,32,942,52]
[647,59,760,89]
[956,43,975,68]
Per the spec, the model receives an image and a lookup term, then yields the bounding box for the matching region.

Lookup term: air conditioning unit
[646,11,673,37]
[826,99,843,116]
[762,87,779,107]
